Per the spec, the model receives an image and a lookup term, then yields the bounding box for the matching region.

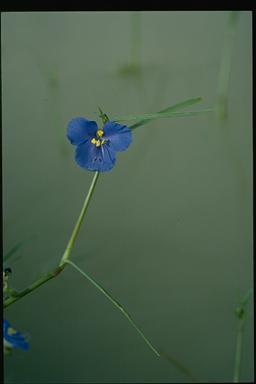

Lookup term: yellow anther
[91,138,101,147]
[8,327,17,336]
[97,129,104,137]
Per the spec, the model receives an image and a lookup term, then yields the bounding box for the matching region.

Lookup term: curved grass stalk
[66,259,160,357]
[66,259,200,382]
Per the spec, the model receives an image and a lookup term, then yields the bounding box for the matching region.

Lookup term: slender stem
[66,259,160,357]
[160,350,200,383]
[240,288,253,308]
[59,171,99,266]
[233,318,245,383]
[4,172,100,309]
[130,12,141,68]
[233,288,252,382]
[216,11,240,120]
[3,266,64,308]
[68,259,200,381]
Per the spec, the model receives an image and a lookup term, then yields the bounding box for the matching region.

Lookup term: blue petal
[67,118,98,146]
[103,121,132,152]
[6,334,29,351]
[3,320,10,336]
[3,320,29,351]
[75,141,116,172]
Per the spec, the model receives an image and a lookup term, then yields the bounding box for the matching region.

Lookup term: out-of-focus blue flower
[67,117,132,172]
[3,320,29,352]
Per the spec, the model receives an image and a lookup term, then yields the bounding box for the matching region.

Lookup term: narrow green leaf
[240,288,253,308]
[113,97,203,122]
[157,97,202,113]
[160,350,200,382]
[66,259,161,357]
[113,109,213,122]
[112,97,205,130]
[3,235,36,263]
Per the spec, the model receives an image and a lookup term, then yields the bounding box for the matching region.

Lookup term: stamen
[91,136,105,147]
[8,327,17,336]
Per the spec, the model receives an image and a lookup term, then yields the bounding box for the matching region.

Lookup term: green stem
[233,318,245,383]
[160,350,200,382]
[216,11,240,120]
[130,12,141,68]
[59,171,99,266]
[4,172,100,309]
[3,266,64,308]
[233,288,252,382]
[66,259,160,358]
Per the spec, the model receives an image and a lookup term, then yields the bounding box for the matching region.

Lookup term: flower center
[7,327,17,336]
[91,129,106,147]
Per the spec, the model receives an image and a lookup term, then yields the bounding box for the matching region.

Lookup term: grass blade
[113,109,213,122]
[66,259,160,357]
[158,97,202,113]
[113,97,202,120]
[111,97,207,130]
[160,350,200,382]
[233,288,253,382]
[3,235,36,263]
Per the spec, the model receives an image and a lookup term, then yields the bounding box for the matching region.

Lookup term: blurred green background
[2,11,253,383]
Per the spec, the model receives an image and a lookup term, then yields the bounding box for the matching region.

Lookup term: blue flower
[67,117,132,172]
[3,319,29,352]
